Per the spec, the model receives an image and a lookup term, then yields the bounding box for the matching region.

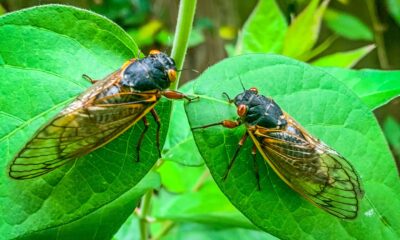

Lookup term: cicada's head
[233,87,286,128]
[122,50,177,91]
[233,87,259,119]
[148,50,177,88]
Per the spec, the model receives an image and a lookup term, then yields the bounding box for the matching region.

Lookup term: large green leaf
[18,172,160,240]
[311,45,375,68]
[323,9,373,41]
[0,5,169,239]
[185,54,400,239]
[322,67,400,109]
[237,0,287,54]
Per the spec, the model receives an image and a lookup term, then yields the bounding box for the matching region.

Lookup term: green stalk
[139,190,153,240]
[366,0,389,69]
[138,1,197,239]
[170,0,197,90]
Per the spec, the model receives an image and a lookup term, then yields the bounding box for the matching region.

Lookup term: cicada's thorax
[121,53,176,91]
[94,52,177,105]
[234,90,287,129]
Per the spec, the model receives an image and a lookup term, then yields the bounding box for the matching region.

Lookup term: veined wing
[9,72,159,179]
[250,115,364,219]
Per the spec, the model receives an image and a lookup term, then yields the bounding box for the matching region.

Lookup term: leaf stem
[366,0,389,69]
[170,0,197,90]
[139,190,153,240]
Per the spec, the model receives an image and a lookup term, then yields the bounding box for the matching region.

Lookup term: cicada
[192,87,364,219]
[9,50,192,180]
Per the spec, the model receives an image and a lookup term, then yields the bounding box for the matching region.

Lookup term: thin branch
[366,0,390,69]
[139,190,153,240]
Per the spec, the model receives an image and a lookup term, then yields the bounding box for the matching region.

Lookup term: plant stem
[151,220,175,240]
[170,0,197,90]
[139,190,153,240]
[366,0,389,69]
[140,1,197,239]
[151,169,210,240]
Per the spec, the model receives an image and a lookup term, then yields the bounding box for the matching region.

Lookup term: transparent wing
[251,116,364,219]
[9,75,158,179]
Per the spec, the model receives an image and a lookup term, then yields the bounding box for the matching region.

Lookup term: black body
[122,52,176,91]
[234,90,287,128]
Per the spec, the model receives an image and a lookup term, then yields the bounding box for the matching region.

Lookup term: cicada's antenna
[222,92,234,103]
[177,68,200,74]
[162,46,170,56]
[238,75,246,91]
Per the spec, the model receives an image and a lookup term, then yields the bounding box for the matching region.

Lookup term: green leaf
[162,223,277,240]
[163,81,204,166]
[157,161,205,193]
[113,214,141,240]
[127,19,163,46]
[311,44,375,68]
[18,172,160,240]
[185,54,400,239]
[323,9,373,41]
[322,67,400,109]
[302,35,338,61]
[283,0,329,59]
[386,0,400,26]
[238,0,287,54]
[0,5,169,239]
[153,162,255,229]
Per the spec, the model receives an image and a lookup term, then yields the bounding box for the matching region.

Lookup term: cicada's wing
[250,115,364,219]
[9,72,159,179]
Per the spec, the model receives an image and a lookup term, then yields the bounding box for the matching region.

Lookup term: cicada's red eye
[237,104,247,117]
[167,69,177,82]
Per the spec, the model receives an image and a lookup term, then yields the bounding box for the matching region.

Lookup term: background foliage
[0,0,399,239]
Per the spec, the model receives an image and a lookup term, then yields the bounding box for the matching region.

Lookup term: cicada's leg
[191,119,243,181]
[251,144,261,191]
[191,120,241,130]
[82,74,98,84]
[136,116,150,162]
[222,132,249,181]
[150,109,162,158]
[161,90,199,102]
